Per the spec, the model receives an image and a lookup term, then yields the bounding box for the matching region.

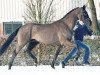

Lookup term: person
[62,20,92,68]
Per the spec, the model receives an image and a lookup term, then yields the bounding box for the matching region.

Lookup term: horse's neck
[62,15,78,30]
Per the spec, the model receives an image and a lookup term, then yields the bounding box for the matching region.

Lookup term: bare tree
[24,0,55,65]
[88,0,98,33]
[24,0,55,24]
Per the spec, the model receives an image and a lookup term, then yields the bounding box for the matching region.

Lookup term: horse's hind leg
[26,39,39,66]
[51,45,63,69]
[8,50,17,70]
[8,43,26,70]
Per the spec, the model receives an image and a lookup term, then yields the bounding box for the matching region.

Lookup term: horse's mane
[61,7,79,20]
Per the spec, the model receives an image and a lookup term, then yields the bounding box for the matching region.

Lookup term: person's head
[77,20,84,26]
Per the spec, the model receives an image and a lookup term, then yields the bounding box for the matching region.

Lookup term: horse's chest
[61,28,72,40]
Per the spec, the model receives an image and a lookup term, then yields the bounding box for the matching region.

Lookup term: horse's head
[77,5,92,26]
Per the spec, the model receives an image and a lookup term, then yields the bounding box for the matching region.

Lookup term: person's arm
[73,25,78,31]
[73,21,79,31]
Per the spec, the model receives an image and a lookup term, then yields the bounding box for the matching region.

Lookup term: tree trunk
[37,0,42,23]
[88,0,98,33]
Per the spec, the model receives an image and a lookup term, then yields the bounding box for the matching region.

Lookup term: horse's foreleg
[26,39,39,66]
[58,34,76,48]
[65,40,77,48]
[51,45,63,69]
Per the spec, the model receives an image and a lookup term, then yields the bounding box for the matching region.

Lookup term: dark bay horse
[0,5,91,69]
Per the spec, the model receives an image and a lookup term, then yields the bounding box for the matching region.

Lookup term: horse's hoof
[8,68,11,70]
[35,63,37,67]
[51,64,55,69]
[8,63,12,70]
[34,61,37,66]
[8,66,11,70]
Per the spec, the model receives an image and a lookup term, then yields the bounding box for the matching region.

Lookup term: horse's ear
[83,5,86,10]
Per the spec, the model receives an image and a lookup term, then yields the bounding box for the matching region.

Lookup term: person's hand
[90,35,96,40]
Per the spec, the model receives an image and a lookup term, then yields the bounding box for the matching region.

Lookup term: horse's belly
[33,33,59,44]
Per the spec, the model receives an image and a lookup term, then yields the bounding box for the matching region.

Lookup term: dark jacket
[74,21,92,41]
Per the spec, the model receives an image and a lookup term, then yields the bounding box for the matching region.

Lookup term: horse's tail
[0,26,21,56]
